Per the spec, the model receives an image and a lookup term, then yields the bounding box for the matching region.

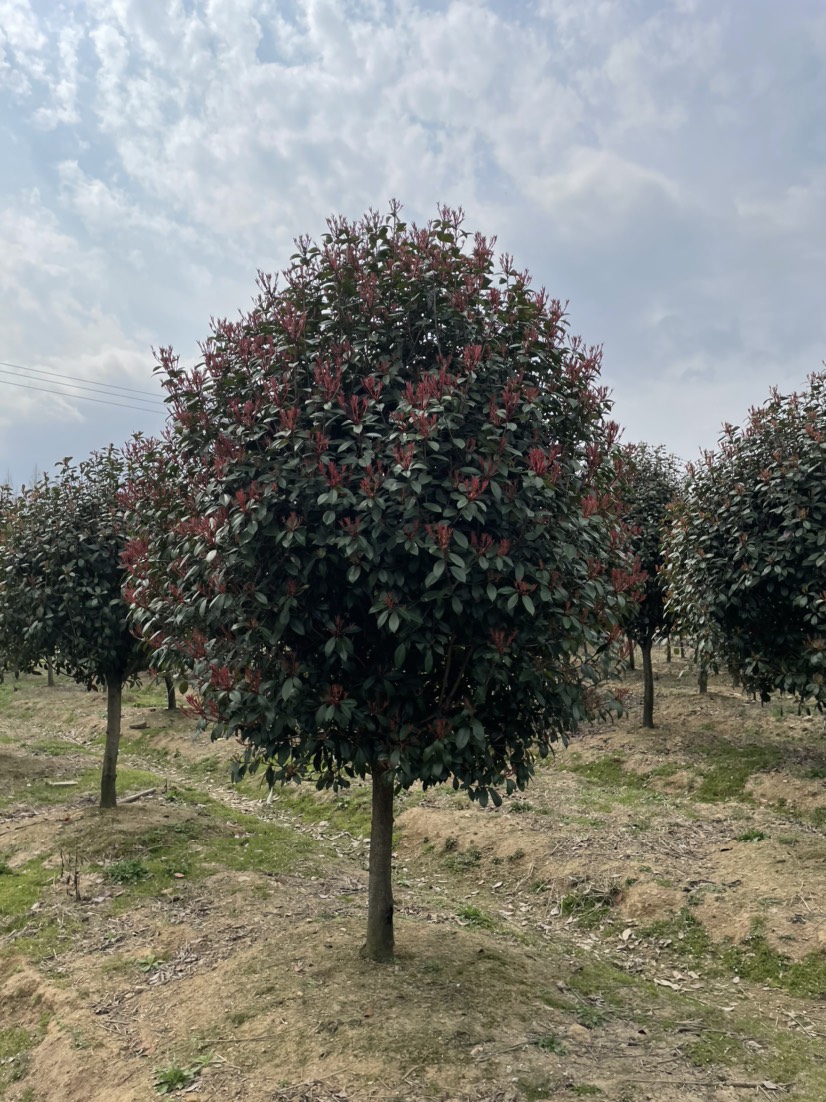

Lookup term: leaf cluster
[665,374,826,706]
[0,448,145,687]
[619,443,682,647]
[126,205,635,803]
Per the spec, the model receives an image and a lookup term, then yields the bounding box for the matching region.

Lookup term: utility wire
[0,366,166,411]
[0,375,167,415]
[0,358,165,401]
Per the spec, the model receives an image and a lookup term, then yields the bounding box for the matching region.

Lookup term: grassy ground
[0,655,825,1101]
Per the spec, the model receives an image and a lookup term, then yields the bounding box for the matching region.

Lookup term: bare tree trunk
[164,674,176,711]
[641,640,655,728]
[698,665,708,695]
[363,768,395,962]
[665,638,671,664]
[100,678,122,809]
[46,660,55,687]
[627,637,635,671]
[679,636,685,658]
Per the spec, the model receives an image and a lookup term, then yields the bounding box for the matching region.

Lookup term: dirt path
[2,657,826,1101]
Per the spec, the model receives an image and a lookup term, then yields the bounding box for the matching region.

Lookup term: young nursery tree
[666,374,826,708]
[125,205,636,960]
[0,449,146,807]
[621,444,682,727]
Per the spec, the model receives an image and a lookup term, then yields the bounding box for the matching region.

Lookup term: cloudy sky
[1,0,824,487]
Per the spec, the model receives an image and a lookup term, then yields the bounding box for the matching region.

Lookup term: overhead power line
[0,367,165,412]
[0,375,167,415]
[0,358,166,402]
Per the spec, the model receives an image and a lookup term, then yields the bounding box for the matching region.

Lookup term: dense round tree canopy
[0,450,139,686]
[622,443,681,647]
[666,374,826,707]
[128,206,632,790]
[125,205,636,955]
[0,449,146,807]
[620,443,682,726]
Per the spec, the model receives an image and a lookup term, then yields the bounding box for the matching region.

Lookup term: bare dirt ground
[1,652,825,1102]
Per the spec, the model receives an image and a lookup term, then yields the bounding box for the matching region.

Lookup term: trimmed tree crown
[0,448,143,687]
[621,443,682,648]
[126,205,634,803]
[665,373,826,706]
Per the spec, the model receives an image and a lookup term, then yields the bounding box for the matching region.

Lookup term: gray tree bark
[641,640,655,728]
[164,673,176,711]
[363,768,395,962]
[100,678,122,809]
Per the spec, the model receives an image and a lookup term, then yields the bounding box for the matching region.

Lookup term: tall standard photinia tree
[621,444,682,728]
[125,205,637,960]
[0,450,146,807]
[666,374,826,708]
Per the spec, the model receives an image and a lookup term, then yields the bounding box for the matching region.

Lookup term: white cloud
[0,0,824,485]
[0,0,47,96]
[0,190,160,428]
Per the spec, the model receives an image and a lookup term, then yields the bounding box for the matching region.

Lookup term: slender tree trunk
[164,674,176,711]
[627,637,635,671]
[665,638,671,664]
[698,664,708,695]
[641,640,655,728]
[46,660,55,687]
[100,677,122,809]
[679,636,685,658]
[363,768,395,962]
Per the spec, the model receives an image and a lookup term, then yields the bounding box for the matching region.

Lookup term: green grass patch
[562,754,649,791]
[107,858,150,884]
[46,793,320,915]
[642,908,711,958]
[691,740,783,801]
[29,738,86,757]
[736,829,767,842]
[0,859,52,930]
[643,909,826,998]
[124,682,173,710]
[576,1005,608,1029]
[533,1032,566,1055]
[565,957,638,1006]
[204,808,318,875]
[457,904,495,929]
[562,738,789,808]
[683,1006,826,1098]
[0,855,84,961]
[0,764,163,811]
[153,1055,211,1095]
[720,932,826,998]
[508,799,535,813]
[443,845,482,872]
[0,1026,38,1093]
[117,730,169,759]
[559,883,622,929]
[237,778,374,837]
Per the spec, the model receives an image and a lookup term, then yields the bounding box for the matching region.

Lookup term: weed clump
[457,905,495,929]
[107,858,150,884]
[559,882,622,929]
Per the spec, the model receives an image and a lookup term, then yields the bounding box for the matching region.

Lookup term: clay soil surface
[1,652,825,1102]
